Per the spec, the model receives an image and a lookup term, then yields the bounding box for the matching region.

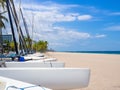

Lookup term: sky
[3,0,120,51]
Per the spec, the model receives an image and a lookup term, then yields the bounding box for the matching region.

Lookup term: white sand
[46,52,120,90]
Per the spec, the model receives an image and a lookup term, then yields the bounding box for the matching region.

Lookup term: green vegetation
[2,39,48,53]
[33,40,48,52]
[24,37,48,52]
[0,40,15,53]
[9,41,15,51]
[24,37,32,51]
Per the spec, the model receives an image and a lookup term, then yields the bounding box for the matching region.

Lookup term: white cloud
[9,1,98,49]
[59,30,91,40]
[20,4,78,27]
[109,12,120,16]
[33,26,92,41]
[95,34,106,38]
[19,2,92,41]
[50,42,68,47]
[21,2,94,22]
[78,15,92,21]
[105,25,120,31]
[22,1,79,12]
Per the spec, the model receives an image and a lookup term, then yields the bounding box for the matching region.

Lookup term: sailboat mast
[31,14,34,51]
[20,8,32,53]
[18,0,21,54]
[6,0,19,54]
[10,0,29,54]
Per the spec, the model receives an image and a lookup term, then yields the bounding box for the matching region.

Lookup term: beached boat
[26,58,57,62]
[0,68,90,90]
[26,53,45,57]
[5,61,65,68]
[0,76,51,90]
[23,56,46,60]
[21,55,57,61]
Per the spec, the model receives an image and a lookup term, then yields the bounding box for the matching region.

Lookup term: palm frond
[0,9,8,29]
[0,0,6,9]
[0,15,8,22]
[0,21,5,28]
[0,11,7,14]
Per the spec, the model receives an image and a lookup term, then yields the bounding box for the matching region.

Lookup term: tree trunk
[0,28,3,54]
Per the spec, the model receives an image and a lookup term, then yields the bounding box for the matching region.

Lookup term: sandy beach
[46,52,120,90]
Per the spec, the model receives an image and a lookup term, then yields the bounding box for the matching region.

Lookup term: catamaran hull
[5,61,65,68]
[0,68,90,90]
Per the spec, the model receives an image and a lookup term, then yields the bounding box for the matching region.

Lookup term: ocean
[64,51,120,55]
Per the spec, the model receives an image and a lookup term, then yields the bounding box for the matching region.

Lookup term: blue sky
[4,0,120,51]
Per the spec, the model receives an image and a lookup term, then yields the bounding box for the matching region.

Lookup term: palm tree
[0,0,6,9]
[0,0,8,53]
[33,40,48,52]
[0,11,8,53]
[9,41,15,51]
[0,0,8,28]
[24,37,32,50]
[0,11,8,29]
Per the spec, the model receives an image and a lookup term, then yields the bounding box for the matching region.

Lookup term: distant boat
[23,55,46,60]
[0,76,51,90]
[0,68,90,90]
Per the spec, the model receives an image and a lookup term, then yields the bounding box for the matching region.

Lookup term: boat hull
[0,68,90,90]
[0,76,51,90]
[5,61,65,68]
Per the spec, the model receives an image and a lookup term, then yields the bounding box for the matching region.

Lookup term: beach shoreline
[45,52,120,90]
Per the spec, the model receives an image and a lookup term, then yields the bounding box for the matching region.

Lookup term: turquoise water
[63,51,120,55]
